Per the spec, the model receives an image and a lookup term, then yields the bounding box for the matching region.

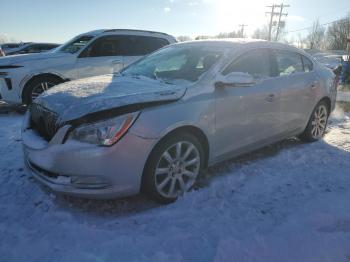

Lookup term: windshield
[121,45,222,83]
[55,35,93,54]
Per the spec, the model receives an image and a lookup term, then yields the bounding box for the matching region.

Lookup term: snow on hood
[34,74,188,122]
[0,52,70,65]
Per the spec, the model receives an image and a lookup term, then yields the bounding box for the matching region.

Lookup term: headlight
[70,112,139,146]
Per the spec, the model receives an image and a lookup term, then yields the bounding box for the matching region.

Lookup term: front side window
[80,36,119,57]
[223,49,272,79]
[23,44,41,53]
[122,45,222,83]
[275,50,304,76]
[56,35,93,54]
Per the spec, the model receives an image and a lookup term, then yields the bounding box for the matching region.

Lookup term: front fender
[129,97,215,142]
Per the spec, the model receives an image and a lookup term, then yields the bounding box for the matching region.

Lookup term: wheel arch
[21,73,66,103]
[319,96,331,116]
[140,125,210,192]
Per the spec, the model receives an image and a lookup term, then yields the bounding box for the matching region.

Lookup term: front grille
[30,103,59,141]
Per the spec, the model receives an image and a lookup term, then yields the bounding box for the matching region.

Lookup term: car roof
[78,29,176,42]
[172,38,309,55]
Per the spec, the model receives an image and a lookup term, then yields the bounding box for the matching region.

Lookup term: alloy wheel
[311,104,328,139]
[154,141,201,198]
[31,81,55,100]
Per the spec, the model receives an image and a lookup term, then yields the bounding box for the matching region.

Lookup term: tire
[299,101,329,142]
[142,132,205,204]
[23,76,62,105]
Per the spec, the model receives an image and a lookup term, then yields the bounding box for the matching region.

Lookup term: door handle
[112,59,122,64]
[310,81,317,90]
[265,94,275,102]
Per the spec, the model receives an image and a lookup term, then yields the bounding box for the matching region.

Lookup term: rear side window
[223,49,272,79]
[302,55,313,72]
[118,36,169,56]
[275,50,304,76]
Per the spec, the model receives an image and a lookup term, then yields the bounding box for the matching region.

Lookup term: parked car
[0,43,26,54]
[22,40,337,203]
[0,29,176,104]
[4,43,60,56]
[312,52,343,70]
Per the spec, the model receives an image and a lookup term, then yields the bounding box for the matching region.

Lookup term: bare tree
[194,31,241,40]
[306,19,325,49]
[296,33,307,49]
[0,34,9,44]
[326,14,350,50]
[177,35,192,42]
[0,34,18,44]
[252,25,269,40]
[216,31,241,39]
[195,35,212,40]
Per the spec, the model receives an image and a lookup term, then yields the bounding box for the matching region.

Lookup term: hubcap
[31,82,55,100]
[155,141,200,198]
[311,105,328,139]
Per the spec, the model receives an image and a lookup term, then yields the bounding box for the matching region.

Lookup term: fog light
[71,176,110,189]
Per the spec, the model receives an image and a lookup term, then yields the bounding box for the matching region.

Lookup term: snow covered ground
[1,105,350,262]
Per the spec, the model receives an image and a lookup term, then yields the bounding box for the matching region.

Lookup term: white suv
[0,29,176,104]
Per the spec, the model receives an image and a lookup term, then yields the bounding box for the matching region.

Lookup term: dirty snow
[1,107,350,262]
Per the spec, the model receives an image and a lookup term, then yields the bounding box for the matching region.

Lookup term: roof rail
[103,29,170,36]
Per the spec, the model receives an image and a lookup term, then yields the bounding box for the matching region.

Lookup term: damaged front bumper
[22,112,157,199]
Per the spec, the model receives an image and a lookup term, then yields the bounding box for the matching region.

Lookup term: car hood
[0,52,70,65]
[34,74,188,122]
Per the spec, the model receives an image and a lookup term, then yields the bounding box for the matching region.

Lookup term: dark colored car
[5,43,60,56]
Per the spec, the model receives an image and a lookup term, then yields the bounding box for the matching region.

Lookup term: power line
[286,17,348,33]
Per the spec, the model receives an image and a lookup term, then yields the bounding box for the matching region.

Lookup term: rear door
[215,49,283,157]
[272,49,316,132]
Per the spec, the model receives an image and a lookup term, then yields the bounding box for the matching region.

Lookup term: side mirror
[215,72,255,88]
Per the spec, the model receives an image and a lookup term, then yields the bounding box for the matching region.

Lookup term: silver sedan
[22,40,337,203]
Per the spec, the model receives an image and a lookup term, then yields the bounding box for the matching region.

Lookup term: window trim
[301,54,314,72]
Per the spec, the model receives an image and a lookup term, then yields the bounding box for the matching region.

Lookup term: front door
[214,49,282,159]
[75,35,125,79]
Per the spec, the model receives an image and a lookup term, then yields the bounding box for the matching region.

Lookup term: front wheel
[23,76,62,105]
[299,101,329,142]
[142,133,204,203]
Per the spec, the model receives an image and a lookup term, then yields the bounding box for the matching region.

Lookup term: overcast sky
[1,0,349,43]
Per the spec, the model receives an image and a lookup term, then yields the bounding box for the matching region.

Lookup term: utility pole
[275,3,290,41]
[238,24,248,38]
[266,3,290,41]
[266,4,277,41]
